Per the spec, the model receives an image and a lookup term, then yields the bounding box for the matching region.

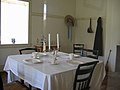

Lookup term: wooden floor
[0,71,7,84]
[100,72,120,90]
[1,71,120,90]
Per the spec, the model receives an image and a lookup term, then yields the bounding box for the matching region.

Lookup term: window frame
[0,0,32,47]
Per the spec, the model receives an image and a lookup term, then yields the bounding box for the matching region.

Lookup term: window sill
[0,44,32,48]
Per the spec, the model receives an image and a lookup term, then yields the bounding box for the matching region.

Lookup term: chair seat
[4,81,29,90]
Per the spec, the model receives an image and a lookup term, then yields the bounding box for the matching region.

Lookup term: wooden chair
[73,44,84,55]
[19,47,37,54]
[73,61,99,90]
[81,48,99,59]
[0,73,29,90]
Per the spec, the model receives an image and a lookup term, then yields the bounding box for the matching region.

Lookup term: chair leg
[29,84,32,90]
[20,79,24,84]
[36,88,41,90]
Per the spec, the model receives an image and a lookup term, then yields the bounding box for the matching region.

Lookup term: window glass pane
[1,0,29,44]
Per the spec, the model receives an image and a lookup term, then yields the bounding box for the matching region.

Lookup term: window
[0,0,29,45]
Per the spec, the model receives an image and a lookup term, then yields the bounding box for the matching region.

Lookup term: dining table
[4,51,105,90]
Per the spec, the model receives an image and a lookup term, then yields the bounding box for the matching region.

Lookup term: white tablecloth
[4,52,105,90]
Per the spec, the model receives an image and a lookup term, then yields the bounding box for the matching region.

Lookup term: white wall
[1,0,120,72]
[105,0,120,71]
[75,0,120,71]
[0,0,76,69]
[0,46,22,70]
[31,0,76,52]
[75,0,106,49]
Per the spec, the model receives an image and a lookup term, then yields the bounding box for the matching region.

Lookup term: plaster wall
[75,0,120,71]
[75,0,106,49]
[0,0,76,69]
[105,0,120,71]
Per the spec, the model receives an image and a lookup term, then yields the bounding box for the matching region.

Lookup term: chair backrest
[0,73,4,90]
[19,47,37,54]
[73,61,99,90]
[73,44,84,55]
[81,48,99,59]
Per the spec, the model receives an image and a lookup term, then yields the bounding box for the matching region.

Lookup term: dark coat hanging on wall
[93,17,103,56]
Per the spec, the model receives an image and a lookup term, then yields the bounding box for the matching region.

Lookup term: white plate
[23,58,43,64]
[67,60,84,65]
[74,54,80,58]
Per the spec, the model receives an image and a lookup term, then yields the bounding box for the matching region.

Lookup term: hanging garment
[93,17,103,56]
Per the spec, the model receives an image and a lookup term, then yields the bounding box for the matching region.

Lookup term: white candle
[43,41,46,51]
[57,33,59,50]
[48,33,51,50]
